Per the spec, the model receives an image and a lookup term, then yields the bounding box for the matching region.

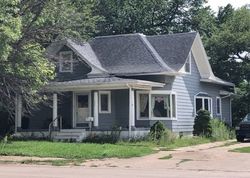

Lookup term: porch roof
[46,77,165,91]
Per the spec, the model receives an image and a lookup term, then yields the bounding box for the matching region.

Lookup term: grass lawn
[230,146,250,153]
[0,136,213,165]
[0,141,154,159]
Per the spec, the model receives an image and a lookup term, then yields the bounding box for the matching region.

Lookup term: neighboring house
[14,32,234,139]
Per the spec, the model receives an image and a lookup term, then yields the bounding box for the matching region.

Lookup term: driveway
[1,141,250,178]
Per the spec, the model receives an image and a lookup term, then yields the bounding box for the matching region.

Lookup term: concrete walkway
[1,140,250,178]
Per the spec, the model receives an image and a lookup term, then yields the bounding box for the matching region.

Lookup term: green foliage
[193,110,211,136]
[206,6,250,85]
[0,0,100,114]
[0,141,153,159]
[210,119,235,141]
[158,129,177,146]
[95,0,211,36]
[150,121,166,140]
[232,82,250,126]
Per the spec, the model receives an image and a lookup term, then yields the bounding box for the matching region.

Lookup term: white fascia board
[191,33,214,79]
[46,81,164,92]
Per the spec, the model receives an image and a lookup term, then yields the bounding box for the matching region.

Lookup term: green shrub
[150,121,165,141]
[210,119,235,141]
[159,129,177,146]
[193,110,211,136]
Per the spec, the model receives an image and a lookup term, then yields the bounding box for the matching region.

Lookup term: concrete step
[53,129,87,142]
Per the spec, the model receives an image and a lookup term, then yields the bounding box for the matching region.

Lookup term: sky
[206,0,250,12]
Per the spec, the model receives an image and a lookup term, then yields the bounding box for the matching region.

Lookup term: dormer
[46,39,108,81]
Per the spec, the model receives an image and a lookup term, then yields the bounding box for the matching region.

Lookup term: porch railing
[48,115,62,139]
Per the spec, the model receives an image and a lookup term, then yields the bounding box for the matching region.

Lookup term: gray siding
[221,97,231,126]
[97,89,129,130]
[54,46,91,82]
[170,54,229,133]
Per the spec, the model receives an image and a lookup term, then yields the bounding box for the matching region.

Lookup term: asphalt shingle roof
[146,32,197,71]
[89,34,175,75]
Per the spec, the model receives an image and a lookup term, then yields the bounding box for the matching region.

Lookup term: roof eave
[200,78,235,87]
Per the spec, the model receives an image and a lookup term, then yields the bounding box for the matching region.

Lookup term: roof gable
[147,32,197,71]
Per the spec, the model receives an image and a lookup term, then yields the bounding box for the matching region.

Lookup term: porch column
[93,91,99,127]
[53,93,58,127]
[129,88,135,137]
[15,94,22,132]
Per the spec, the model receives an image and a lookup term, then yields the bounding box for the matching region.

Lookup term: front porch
[15,77,165,138]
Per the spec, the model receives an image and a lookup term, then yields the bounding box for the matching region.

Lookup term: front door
[76,94,89,128]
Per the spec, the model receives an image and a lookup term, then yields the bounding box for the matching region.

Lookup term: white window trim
[194,96,213,116]
[59,51,73,73]
[99,91,111,114]
[184,52,192,74]
[216,97,222,115]
[136,91,150,120]
[136,90,177,121]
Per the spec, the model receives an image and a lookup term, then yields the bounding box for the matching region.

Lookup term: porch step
[53,129,86,142]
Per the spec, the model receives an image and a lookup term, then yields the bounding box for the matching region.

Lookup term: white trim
[216,97,222,115]
[59,51,73,73]
[129,88,135,138]
[136,90,177,121]
[73,92,92,128]
[15,94,22,132]
[52,93,58,127]
[184,52,191,74]
[98,91,111,113]
[136,91,150,120]
[93,91,99,127]
[194,95,213,115]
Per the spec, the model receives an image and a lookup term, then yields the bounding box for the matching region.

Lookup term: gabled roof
[147,32,197,71]
[45,32,234,87]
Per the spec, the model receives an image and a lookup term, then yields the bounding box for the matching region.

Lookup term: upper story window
[185,52,191,73]
[59,51,73,72]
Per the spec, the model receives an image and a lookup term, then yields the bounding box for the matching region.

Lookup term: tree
[205,6,250,85]
[0,0,100,115]
[95,0,214,36]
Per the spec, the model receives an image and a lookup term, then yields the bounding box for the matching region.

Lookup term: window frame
[99,91,111,114]
[194,96,213,115]
[216,97,222,115]
[59,51,73,73]
[136,90,177,121]
[136,91,150,120]
[184,52,191,74]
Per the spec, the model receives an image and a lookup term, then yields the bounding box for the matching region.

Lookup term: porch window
[136,91,176,120]
[59,51,73,72]
[216,97,221,115]
[99,91,111,113]
[195,96,212,114]
[138,92,149,119]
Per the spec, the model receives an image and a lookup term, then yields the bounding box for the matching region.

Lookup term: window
[59,51,73,72]
[99,91,111,113]
[137,92,149,119]
[216,97,221,115]
[184,52,191,73]
[195,96,212,114]
[136,91,176,120]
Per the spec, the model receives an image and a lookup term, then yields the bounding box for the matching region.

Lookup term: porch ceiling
[45,77,165,92]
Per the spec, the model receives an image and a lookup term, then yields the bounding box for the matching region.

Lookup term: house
[14,32,234,140]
